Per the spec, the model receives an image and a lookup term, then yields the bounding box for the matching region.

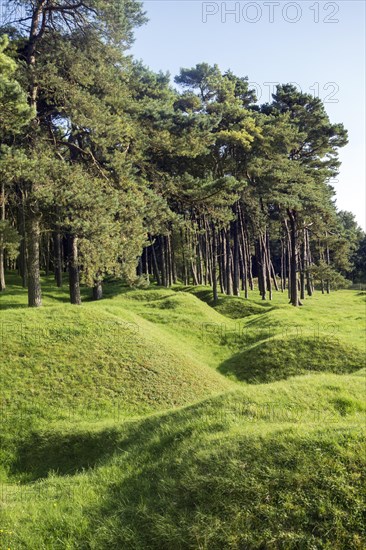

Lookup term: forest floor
[0,274,365,549]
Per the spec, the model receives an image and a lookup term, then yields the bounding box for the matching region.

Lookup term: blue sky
[131,0,365,229]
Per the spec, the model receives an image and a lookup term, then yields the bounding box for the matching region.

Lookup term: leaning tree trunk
[26,208,42,307]
[256,238,266,300]
[67,234,81,305]
[263,234,273,300]
[150,237,161,286]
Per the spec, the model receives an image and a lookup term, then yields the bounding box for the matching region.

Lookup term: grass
[0,273,365,549]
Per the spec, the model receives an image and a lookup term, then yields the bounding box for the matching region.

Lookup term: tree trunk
[263,234,272,300]
[305,229,313,296]
[0,182,5,291]
[225,229,233,295]
[44,234,50,276]
[159,236,167,287]
[233,213,240,296]
[19,197,28,288]
[67,234,81,305]
[180,229,188,285]
[53,232,63,287]
[256,238,266,300]
[219,230,226,294]
[171,238,177,284]
[137,256,143,277]
[325,235,331,294]
[284,220,292,299]
[167,234,173,286]
[150,237,161,286]
[238,205,249,298]
[92,279,103,301]
[280,238,286,292]
[204,218,212,286]
[300,235,306,301]
[0,247,5,291]
[288,209,301,306]
[26,209,42,307]
[212,223,218,304]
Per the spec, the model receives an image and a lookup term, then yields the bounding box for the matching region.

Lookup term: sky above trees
[131,0,365,229]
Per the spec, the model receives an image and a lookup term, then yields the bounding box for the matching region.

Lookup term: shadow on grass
[9,411,190,482]
[218,337,365,383]
[0,303,28,310]
[9,401,229,483]
[11,427,124,481]
[63,409,365,549]
[6,391,366,547]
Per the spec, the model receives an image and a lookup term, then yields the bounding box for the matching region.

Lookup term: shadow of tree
[11,427,124,481]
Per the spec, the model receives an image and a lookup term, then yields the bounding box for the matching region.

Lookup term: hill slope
[1,376,365,549]
[0,275,365,549]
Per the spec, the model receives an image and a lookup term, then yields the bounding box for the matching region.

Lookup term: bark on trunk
[44,235,50,276]
[150,237,161,286]
[219,230,226,294]
[326,236,331,294]
[212,224,218,304]
[0,182,5,291]
[263,234,272,300]
[305,229,313,296]
[53,232,63,287]
[225,229,233,295]
[92,279,103,301]
[300,235,306,300]
[67,234,81,305]
[26,209,42,307]
[159,236,167,287]
[288,210,301,306]
[233,214,240,296]
[256,238,266,300]
[19,198,28,288]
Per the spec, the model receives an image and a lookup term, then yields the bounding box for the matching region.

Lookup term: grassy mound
[1,275,365,549]
[175,285,272,318]
[1,304,230,416]
[1,376,365,549]
[219,335,365,383]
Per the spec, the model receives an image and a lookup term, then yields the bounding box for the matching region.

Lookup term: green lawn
[0,274,365,549]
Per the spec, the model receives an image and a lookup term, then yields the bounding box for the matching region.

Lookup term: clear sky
[131,0,366,230]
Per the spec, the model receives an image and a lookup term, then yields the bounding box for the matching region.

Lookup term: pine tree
[0,35,33,291]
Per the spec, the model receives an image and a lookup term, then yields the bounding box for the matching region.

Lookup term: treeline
[0,0,364,308]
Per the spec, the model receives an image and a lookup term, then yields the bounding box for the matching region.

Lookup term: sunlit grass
[0,273,365,548]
